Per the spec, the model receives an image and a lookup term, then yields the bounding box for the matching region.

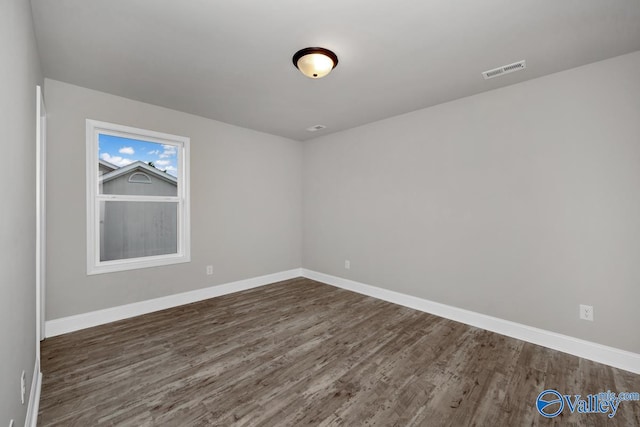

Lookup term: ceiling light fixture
[292,47,338,79]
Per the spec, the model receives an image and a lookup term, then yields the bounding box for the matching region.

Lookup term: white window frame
[86,119,190,275]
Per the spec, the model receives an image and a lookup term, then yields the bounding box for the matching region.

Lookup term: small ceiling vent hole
[306,124,326,132]
[482,60,526,80]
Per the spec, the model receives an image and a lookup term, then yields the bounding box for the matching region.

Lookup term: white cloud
[101,153,133,167]
[159,145,177,158]
[119,146,135,155]
[148,150,160,155]
[155,160,171,167]
[164,165,177,176]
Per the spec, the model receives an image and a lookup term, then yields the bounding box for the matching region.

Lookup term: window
[128,172,152,184]
[86,119,190,274]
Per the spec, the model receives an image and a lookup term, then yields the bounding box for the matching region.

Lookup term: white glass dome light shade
[293,47,338,79]
[297,53,334,78]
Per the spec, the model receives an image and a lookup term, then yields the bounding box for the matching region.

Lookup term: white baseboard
[25,358,42,427]
[45,268,302,337]
[43,266,640,374]
[301,269,640,375]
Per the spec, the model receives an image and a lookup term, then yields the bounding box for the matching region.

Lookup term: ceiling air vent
[482,60,526,80]
[306,124,326,132]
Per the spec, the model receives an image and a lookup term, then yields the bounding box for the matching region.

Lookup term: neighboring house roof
[99,159,118,172]
[99,161,177,186]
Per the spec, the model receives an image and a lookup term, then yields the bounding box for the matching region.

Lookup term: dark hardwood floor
[39,278,640,426]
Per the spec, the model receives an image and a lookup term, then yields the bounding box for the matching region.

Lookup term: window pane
[100,201,178,261]
[98,134,178,196]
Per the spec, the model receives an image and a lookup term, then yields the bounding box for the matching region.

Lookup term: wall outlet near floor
[579,304,594,321]
[344,260,350,269]
[206,265,213,275]
[20,371,25,404]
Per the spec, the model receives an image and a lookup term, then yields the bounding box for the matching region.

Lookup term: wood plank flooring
[39,278,640,426]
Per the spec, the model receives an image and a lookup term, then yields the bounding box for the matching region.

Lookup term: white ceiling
[31,0,640,141]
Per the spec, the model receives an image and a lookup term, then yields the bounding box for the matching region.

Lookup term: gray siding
[102,170,177,196]
[98,163,115,176]
[100,168,178,261]
[101,201,177,261]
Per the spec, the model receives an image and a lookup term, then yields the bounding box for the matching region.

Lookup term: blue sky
[98,134,178,177]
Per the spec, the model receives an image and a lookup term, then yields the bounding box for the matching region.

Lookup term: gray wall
[0,0,42,424]
[46,79,302,319]
[303,51,640,353]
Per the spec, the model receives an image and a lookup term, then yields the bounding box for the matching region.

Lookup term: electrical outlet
[580,304,594,321]
[344,260,350,269]
[20,371,25,404]
[206,265,213,275]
